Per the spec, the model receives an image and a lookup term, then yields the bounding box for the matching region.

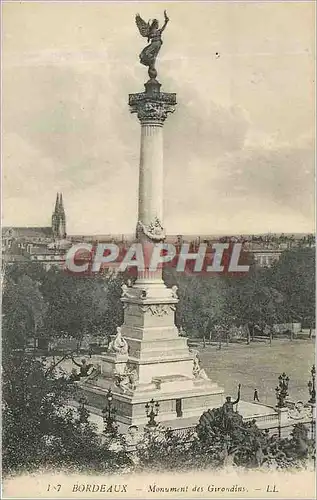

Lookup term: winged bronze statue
[135,11,169,76]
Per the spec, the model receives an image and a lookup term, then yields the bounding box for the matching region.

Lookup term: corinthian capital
[129,91,177,125]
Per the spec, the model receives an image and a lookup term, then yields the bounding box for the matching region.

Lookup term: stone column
[79,74,224,428]
[129,79,176,284]
[139,123,163,230]
[78,27,225,428]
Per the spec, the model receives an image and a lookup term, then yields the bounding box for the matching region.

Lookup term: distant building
[248,249,282,267]
[171,235,314,268]
[2,193,71,270]
[51,193,66,239]
[2,199,314,272]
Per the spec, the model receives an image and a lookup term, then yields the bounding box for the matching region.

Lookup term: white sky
[2,1,315,235]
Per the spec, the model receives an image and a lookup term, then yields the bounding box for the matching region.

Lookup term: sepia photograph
[1,1,316,498]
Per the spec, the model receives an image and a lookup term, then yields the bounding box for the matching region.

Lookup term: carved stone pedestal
[79,281,224,426]
[97,353,128,377]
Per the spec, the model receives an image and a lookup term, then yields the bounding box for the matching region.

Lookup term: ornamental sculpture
[108,327,129,355]
[135,11,169,79]
[139,304,172,316]
[115,363,138,394]
[192,351,209,380]
[85,363,102,382]
[122,287,147,301]
[171,285,178,299]
[129,91,177,123]
[137,217,165,242]
[135,100,176,123]
[121,284,135,300]
[130,13,176,124]
[288,401,312,421]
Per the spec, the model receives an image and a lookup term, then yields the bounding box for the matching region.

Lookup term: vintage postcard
[1,1,316,499]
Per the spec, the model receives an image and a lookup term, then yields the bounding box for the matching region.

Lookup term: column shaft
[138,122,164,226]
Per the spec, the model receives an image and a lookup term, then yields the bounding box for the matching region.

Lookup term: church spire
[54,193,60,213]
[59,192,66,238]
[52,193,59,238]
[59,192,65,214]
[52,192,66,239]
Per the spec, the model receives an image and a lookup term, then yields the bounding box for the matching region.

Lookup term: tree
[224,265,286,343]
[4,261,47,285]
[3,350,72,472]
[164,269,227,339]
[2,274,48,350]
[270,248,315,332]
[41,268,124,343]
[98,270,126,337]
[3,261,131,348]
[2,349,128,474]
[136,427,202,472]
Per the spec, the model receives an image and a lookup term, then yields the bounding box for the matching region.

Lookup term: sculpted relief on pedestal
[139,304,175,316]
[122,285,147,301]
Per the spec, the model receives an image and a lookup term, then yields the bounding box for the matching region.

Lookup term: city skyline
[2,2,315,235]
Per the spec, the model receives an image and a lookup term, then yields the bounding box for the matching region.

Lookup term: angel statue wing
[135,14,150,38]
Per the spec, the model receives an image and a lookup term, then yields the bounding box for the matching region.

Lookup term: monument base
[78,374,224,426]
[72,393,312,440]
[76,278,227,427]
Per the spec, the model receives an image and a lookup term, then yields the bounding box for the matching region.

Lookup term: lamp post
[145,398,160,427]
[308,365,316,404]
[102,389,118,436]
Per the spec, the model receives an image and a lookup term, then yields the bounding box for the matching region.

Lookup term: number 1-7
[47,485,61,492]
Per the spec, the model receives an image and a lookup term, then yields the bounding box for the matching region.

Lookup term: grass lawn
[47,339,315,409]
[198,339,315,407]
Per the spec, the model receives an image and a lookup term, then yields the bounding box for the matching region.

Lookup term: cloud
[215,140,314,218]
[2,1,315,234]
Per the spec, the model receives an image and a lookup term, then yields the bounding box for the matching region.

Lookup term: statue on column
[135,10,170,77]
